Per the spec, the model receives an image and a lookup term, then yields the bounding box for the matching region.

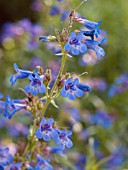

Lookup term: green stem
[22,45,67,161]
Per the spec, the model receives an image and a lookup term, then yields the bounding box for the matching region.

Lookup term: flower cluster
[36,117,73,150]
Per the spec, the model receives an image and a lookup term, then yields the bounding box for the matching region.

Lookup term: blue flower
[8,162,22,170]
[55,129,73,150]
[35,155,53,170]
[39,36,50,42]
[35,117,58,141]
[61,78,91,100]
[82,29,100,40]
[64,32,87,55]
[0,148,13,167]
[10,63,32,86]
[4,95,27,119]
[85,39,105,59]
[49,6,60,16]
[25,68,46,95]
[74,17,101,33]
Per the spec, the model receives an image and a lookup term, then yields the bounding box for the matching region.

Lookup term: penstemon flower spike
[0,1,107,169]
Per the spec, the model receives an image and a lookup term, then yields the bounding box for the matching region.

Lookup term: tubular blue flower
[39,36,49,42]
[0,148,13,167]
[35,117,58,141]
[85,39,106,59]
[25,68,46,95]
[39,35,56,42]
[10,63,32,86]
[35,155,53,170]
[60,78,91,100]
[74,17,101,32]
[64,32,87,55]
[55,129,73,150]
[4,95,27,119]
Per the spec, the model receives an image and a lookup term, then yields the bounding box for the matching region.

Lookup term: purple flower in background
[60,11,70,21]
[25,68,46,95]
[35,155,53,170]
[0,97,5,114]
[61,78,91,100]
[0,148,13,167]
[46,147,63,154]
[30,24,43,37]
[90,110,113,129]
[55,129,73,150]
[74,153,86,170]
[18,19,32,32]
[65,32,87,55]
[26,39,39,50]
[4,95,27,119]
[8,123,28,137]
[36,118,58,141]
[105,146,125,169]
[29,56,43,69]
[50,6,60,16]
[108,73,128,97]
[85,39,105,59]
[31,0,43,12]
[10,63,32,86]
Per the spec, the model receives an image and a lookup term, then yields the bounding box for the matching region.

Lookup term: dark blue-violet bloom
[35,117,58,141]
[10,63,32,86]
[39,36,49,42]
[55,129,73,150]
[90,110,113,129]
[85,39,106,59]
[82,29,100,40]
[25,68,46,95]
[0,148,13,167]
[49,5,60,16]
[4,95,27,119]
[61,78,91,100]
[65,32,87,55]
[35,155,53,170]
